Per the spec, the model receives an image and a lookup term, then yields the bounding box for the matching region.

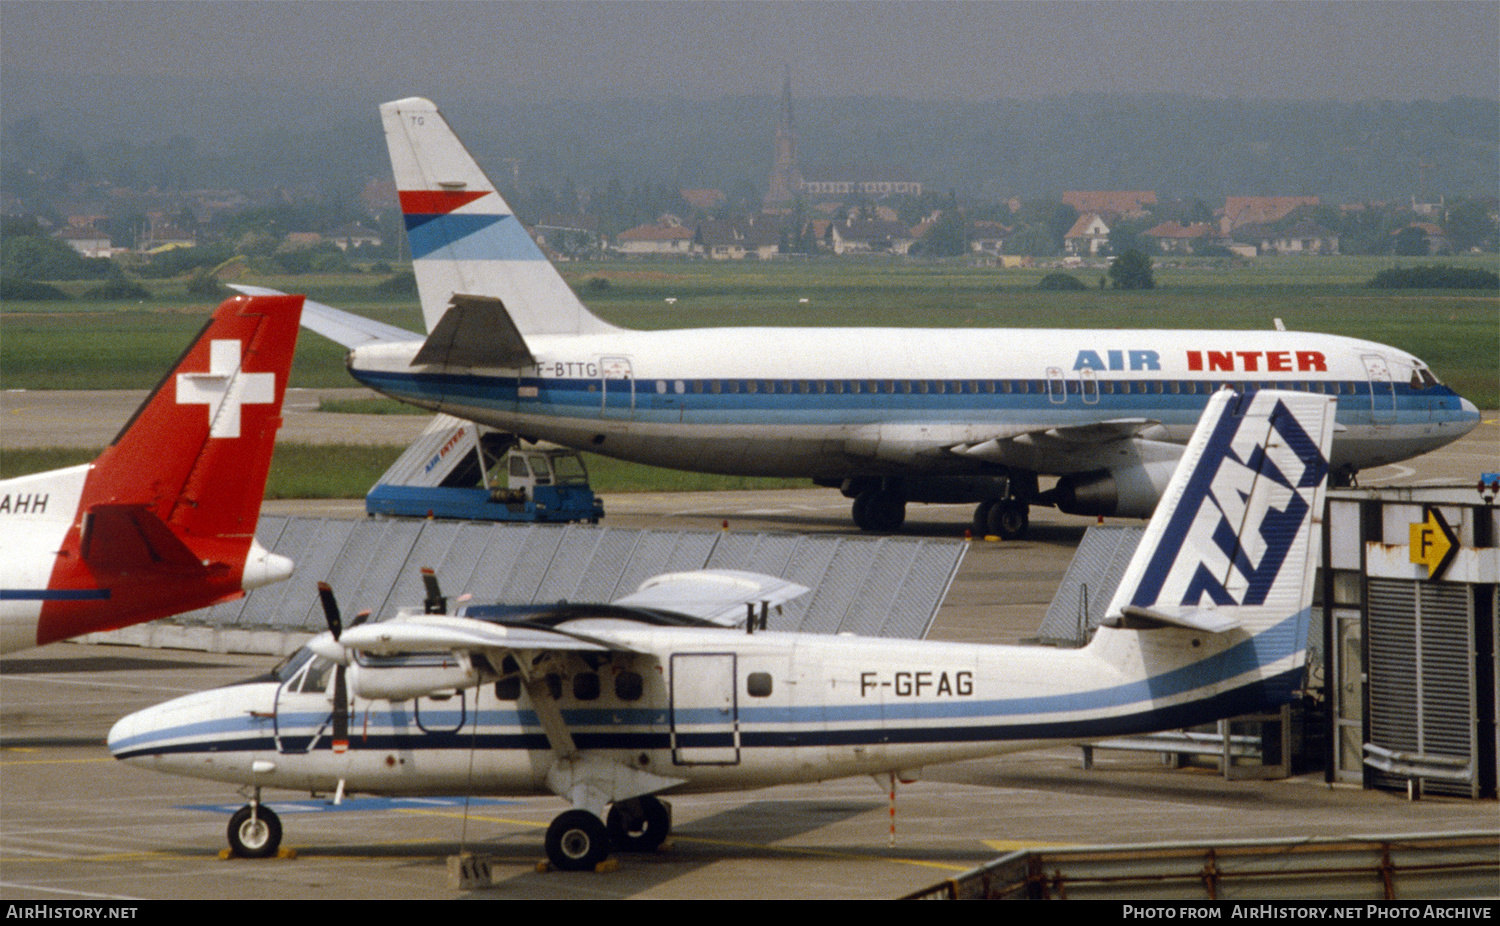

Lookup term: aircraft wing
[229,285,420,348]
[950,418,1169,463]
[611,569,811,626]
[336,613,647,656]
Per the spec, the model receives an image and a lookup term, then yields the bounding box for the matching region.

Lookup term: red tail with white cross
[26,294,303,647]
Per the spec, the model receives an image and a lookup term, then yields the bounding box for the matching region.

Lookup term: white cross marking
[175,339,276,439]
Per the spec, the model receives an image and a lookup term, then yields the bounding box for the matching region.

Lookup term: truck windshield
[551,454,590,485]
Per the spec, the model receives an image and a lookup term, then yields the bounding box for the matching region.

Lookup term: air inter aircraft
[111,388,1334,870]
[0,294,302,654]
[286,96,1478,537]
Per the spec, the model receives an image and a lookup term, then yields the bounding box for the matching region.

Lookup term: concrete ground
[0,393,1494,900]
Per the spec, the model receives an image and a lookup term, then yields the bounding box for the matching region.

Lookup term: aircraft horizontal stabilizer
[1111,604,1241,633]
[79,505,209,576]
[612,570,811,626]
[230,285,419,347]
[411,294,536,368]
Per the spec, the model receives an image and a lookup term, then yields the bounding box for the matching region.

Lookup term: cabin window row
[492,670,777,701]
[610,378,1378,397]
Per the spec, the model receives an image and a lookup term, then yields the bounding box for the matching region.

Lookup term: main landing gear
[544,795,672,871]
[974,497,1029,540]
[851,487,906,532]
[227,801,282,859]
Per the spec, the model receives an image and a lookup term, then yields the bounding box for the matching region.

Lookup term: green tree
[914,210,968,257]
[1108,249,1155,290]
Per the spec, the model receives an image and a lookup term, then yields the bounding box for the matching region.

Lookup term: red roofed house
[1063,191,1157,218]
[616,223,696,256]
[1221,196,1319,232]
[1064,213,1112,257]
[1142,221,1213,255]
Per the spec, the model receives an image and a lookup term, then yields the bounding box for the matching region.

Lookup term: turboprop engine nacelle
[348,653,483,702]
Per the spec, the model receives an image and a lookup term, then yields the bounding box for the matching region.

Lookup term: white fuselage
[108,612,1307,798]
[0,466,89,653]
[348,326,1477,480]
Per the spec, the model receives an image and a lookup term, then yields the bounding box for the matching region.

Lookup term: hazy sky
[3,1,1496,103]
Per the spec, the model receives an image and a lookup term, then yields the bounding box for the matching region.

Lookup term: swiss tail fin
[381,96,616,337]
[92,293,303,543]
[31,294,302,646]
[1105,388,1336,634]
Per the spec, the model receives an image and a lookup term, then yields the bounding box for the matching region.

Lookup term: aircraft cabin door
[670,652,740,765]
[1361,353,1396,425]
[599,356,635,419]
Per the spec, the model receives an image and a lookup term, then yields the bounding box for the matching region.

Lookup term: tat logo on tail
[1129,393,1331,611]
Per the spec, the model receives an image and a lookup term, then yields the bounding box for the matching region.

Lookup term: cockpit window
[1411,368,1440,389]
[295,656,336,693]
[270,647,316,684]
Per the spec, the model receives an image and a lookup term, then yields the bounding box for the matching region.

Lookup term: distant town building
[968,221,1011,255]
[681,189,727,211]
[1142,221,1214,255]
[829,217,916,255]
[1221,196,1320,231]
[1233,220,1340,256]
[330,223,381,252]
[57,227,112,259]
[1064,213,1112,257]
[695,214,783,260]
[764,72,922,206]
[1063,191,1157,218]
[764,73,805,207]
[616,223,695,256]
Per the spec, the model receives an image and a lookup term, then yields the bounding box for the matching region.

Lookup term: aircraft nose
[107,707,152,762]
[1454,396,1482,436]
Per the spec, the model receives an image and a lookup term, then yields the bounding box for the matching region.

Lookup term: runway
[0,396,1495,899]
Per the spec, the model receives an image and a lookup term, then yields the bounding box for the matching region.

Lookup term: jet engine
[1052,460,1178,519]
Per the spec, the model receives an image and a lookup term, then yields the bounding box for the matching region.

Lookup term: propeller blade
[318,581,342,640]
[421,568,447,614]
[349,609,372,629]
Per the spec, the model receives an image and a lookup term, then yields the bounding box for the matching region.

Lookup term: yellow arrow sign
[1409,507,1459,580]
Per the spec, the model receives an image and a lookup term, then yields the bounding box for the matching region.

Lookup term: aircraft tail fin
[381,97,616,337]
[1104,388,1335,635]
[92,293,304,543]
[30,294,301,646]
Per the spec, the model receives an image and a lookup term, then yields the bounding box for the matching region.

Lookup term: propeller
[421,567,447,614]
[314,581,367,754]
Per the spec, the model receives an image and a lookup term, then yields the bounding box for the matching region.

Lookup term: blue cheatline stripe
[404,213,546,262]
[111,613,1309,761]
[352,367,1458,432]
[110,666,1302,760]
[0,588,110,601]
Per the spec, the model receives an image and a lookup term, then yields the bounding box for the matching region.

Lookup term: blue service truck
[365,415,604,523]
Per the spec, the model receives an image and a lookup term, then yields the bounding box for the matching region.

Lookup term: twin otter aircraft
[0,294,302,654]
[252,96,1476,537]
[112,388,1333,871]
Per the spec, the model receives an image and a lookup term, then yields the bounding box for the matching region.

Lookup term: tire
[606,795,671,852]
[988,499,1029,540]
[973,500,996,535]
[545,809,610,871]
[227,804,282,859]
[866,490,906,532]
[851,492,873,531]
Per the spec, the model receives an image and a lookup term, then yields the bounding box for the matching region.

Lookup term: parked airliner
[0,294,302,653]
[278,96,1479,536]
[110,388,1334,870]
